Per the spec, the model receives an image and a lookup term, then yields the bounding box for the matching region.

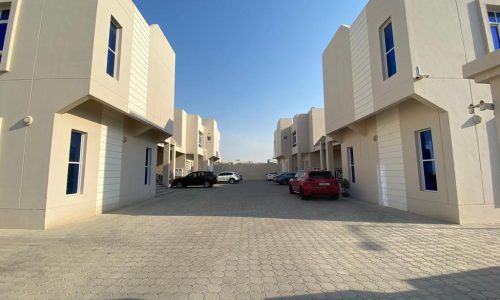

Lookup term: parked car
[289,170,340,200]
[273,172,296,185]
[171,171,217,188]
[266,172,278,181]
[217,172,241,184]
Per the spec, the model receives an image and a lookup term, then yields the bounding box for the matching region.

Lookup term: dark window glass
[489,12,497,22]
[66,164,80,195]
[351,166,356,183]
[348,147,356,183]
[0,23,7,51]
[309,171,333,179]
[66,131,83,195]
[384,23,394,50]
[419,131,434,160]
[109,22,117,51]
[422,161,437,191]
[349,147,354,164]
[69,132,82,162]
[491,26,500,50]
[0,9,9,21]
[107,49,115,77]
[386,50,397,77]
[144,149,151,185]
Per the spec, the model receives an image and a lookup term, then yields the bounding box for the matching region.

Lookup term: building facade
[158,109,220,181]
[0,0,176,229]
[274,108,326,172]
[323,0,500,223]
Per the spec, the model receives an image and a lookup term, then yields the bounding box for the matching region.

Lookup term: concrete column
[326,142,333,172]
[171,146,176,179]
[162,142,170,186]
[194,154,200,171]
[491,77,500,150]
[319,145,325,170]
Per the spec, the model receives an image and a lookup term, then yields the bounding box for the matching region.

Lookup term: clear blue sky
[134,0,368,162]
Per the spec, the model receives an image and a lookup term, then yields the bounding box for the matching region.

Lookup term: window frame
[198,131,203,148]
[488,11,500,50]
[381,19,397,79]
[106,17,121,79]
[416,129,438,192]
[292,131,297,147]
[0,7,11,64]
[66,130,86,196]
[144,148,152,185]
[347,147,356,183]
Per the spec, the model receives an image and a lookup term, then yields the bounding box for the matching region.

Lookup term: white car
[217,172,240,184]
[266,172,278,181]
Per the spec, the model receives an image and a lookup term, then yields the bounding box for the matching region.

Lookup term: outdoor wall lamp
[469,101,494,114]
[23,116,34,126]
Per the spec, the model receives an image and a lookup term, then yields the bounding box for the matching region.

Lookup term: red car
[289,170,340,200]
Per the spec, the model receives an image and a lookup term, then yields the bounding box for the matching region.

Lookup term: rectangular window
[107,18,121,78]
[292,131,297,147]
[207,136,212,141]
[144,148,152,185]
[0,8,10,64]
[417,129,437,192]
[347,147,355,183]
[66,131,86,195]
[198,131,203,147]
[488,11,500,50]
[381,20,397,78]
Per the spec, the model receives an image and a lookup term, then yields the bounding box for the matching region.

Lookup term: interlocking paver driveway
[1,181,500,300]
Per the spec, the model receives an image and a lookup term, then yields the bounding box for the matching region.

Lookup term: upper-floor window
[488,11,500,50]
[0,8,10,64]
[207,136,212,141]
[198,131,203,148]
[107,18,121,78]
[417,129,437,192]
[381,20,397,79]
[292,131,297,147]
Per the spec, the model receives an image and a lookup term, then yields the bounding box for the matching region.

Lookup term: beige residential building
[0,0,176,229]
[274,108,326,172]
[158,109,220,181]
[274,118,293,172]
[322,0,500,223]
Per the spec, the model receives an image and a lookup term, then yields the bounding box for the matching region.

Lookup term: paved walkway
[1,181,499,300]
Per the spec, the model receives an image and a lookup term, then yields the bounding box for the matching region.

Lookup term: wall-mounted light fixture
[23,116,34,126]
[468,100,494,114]
[414,66,429,80]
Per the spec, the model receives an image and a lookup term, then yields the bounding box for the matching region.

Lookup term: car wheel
[176,182,183,188]
[204,181,211,188]
[289,185,294,194]
[330,194,339,200]
[229,179,235,184]
[300,188,309,200]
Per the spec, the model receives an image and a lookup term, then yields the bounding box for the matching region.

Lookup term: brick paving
[0,181,499,300]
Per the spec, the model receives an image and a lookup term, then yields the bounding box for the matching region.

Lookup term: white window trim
[107,17,121,79]
[381,19,395,79]
[0,0,21,72]
[144,148,152,185]
[0,8,8,61]
[488,10,500,50]
[416,129,437,193]
[67,131,86,196]
[347,147,355,183]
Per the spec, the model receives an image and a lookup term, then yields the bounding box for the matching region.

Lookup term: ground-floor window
[417,129,437,191]
[347,147,355,183]
[66,131,86,195]
[144,148,152,185]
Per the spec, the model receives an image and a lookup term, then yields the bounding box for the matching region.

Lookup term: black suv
[171,171,218,188]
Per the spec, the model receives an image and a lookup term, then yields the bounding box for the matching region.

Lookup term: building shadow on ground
[266,267,500,300]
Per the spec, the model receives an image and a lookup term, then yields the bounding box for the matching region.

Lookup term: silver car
[217,172,241,184]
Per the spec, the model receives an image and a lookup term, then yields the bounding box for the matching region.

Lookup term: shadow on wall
[108,182,446,225]
[486,119,500,208]
[266,267,500,300]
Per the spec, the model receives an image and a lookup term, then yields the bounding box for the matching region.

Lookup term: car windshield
[309,171,333,179]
